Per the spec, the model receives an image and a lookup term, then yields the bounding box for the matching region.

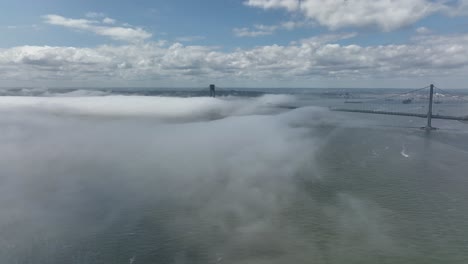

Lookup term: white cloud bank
[0,12,464,87]
[0,94,297,121]
[1,32,468,87]
[43,14,151,42]
[244,0,465,31]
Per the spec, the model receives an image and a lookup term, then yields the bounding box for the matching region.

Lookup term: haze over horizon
[1,0,468,88]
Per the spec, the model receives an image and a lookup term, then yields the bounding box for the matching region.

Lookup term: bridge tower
[209,84,216,97]
[425,84,435,131]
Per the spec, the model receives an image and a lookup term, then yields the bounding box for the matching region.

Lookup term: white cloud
[95,26,151,41]
[1,33,468,87]
[233,21,310,37]
[0,94,296,121]
[243,0,458,31]
[416,26,431,34]
[300,0,435,31]
[102,17,116,24]
[244,0,300,11]
[43,14,94,29]
[42,14,151,42]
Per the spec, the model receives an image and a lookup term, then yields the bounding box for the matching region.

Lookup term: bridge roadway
[331,108,468,121]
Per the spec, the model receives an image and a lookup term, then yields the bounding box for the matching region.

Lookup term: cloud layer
[244,0,461,31]
[1,32,468,87]
[1,10,467,87]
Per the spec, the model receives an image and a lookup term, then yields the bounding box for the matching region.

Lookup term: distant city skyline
[1,0,468,88]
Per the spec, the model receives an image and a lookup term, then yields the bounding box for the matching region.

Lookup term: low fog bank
[0,95,401,264]
[0,94,297,122]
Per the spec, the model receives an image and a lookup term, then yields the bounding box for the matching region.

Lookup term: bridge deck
[331,108,468,121]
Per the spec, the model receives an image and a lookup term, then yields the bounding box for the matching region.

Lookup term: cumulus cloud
[42,14,151,42]
[243,0,462,31]
[299,0,435,31]
[1,32,468,86]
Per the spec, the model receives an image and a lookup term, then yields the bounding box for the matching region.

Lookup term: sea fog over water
[1,87,468,264]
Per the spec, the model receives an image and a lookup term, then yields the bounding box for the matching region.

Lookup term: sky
[1,0,468,88]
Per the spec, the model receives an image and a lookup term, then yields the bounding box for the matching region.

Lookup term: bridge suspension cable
[360,85,431,104]
[331,84,468,130]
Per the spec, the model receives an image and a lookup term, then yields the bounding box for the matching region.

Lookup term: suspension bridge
[330,84,468,131]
